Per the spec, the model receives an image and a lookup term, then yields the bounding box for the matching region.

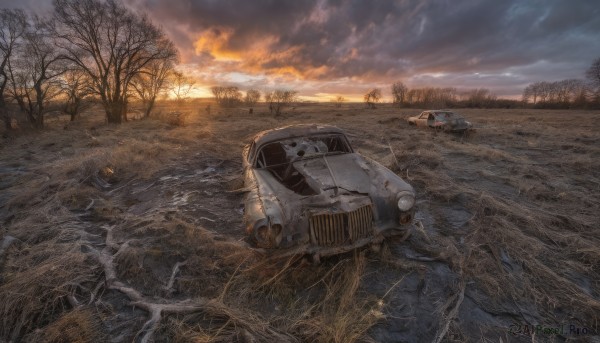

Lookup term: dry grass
[0,237,97,340]
[25,308,106,343]
[385,108,600,338]
[156,252,385,343]
[1,102,599,341]
[161,111,190,127]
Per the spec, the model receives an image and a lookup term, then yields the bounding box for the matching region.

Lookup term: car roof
[422,110,462,117]
[429,110,456,114]
[252,124,346,146]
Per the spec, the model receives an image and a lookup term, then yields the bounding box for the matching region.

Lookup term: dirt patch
[1,104,599,342]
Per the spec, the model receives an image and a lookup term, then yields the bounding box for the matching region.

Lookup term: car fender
[243,168,288,233]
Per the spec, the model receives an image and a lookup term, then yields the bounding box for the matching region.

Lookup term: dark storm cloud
[0,0,53,14]
[129,0,600,85]
[2,0,599,96]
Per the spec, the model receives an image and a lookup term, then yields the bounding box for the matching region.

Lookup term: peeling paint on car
[242,124,416,258]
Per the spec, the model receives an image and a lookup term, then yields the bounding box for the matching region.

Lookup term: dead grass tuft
[25,307,106,343]
[237,252,382,342]
[155,251,384,342]
[282,253,383,343]
[0,239,97,341]
[161,111,189,126]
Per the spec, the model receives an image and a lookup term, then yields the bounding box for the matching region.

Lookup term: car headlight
[254,223,283,248]
[397,193,415,211]
[256,225,270,244]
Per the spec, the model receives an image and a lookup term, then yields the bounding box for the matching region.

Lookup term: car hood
[292,153,409,196]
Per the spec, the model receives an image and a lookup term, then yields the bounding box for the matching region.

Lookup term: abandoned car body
[242,124,416,259]
[408,110,473,132]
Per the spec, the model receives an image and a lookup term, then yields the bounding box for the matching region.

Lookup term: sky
[3,0,600,101]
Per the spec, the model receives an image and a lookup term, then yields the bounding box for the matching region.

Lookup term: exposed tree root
[433,279,466,343]
[86,225,294,342]
[82,226,209,342]
[163,261,187,295]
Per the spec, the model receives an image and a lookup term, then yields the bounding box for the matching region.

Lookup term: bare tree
[523,79,589,108]
[391,82,407,107]
[364,88,381,109]
[465,88,496,108]
[7,17,65,128]
[171,71,195,104]
[0,9,28,129]
[223,86,242,107]
[60,68,94,121]
[211,86,225,104]
[569,79,589,107]
[265,89,297,116]
[53,0,178,124]
[586,57,600,104]
[264,92,273,114]
[522,84,534,104]
[586,57,600,89]
[523,82,544,105]
[537,82,552,103]
[245,89,261,106]
[211,85,243,107]
[131,40,178,117]
[332,95,346,108]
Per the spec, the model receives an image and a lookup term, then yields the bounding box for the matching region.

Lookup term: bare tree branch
[52,0,178,124]
[364,88,381,109]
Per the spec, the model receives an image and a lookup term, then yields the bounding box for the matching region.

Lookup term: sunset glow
[1,1,599,342]
[5,0,588,101]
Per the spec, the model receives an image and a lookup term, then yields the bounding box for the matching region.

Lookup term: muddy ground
[0,103,599,342]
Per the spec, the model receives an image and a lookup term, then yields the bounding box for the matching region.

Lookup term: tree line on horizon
[385,84,506,109]
[361,58,600,110]
[2,0,600,131]
[519,58,600,109]
[210,86,299,116]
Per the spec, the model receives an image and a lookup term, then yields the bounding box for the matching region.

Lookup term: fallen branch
[432,280,466,343]
[111,279,209,343]
[89,279,104,305]
[163,261,187,295]
[87,225,294,342]
[387,140,400,168]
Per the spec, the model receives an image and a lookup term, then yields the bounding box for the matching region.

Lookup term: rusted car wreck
[408,110,473,132]
[242,124,416,261]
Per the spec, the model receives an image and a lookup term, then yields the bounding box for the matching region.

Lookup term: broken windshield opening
[255,134,351,169]
[253,134,351,195]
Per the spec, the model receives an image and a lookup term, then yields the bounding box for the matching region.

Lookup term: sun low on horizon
[5,0,597,102]
[94,0,598,102]
[2,1,600,342]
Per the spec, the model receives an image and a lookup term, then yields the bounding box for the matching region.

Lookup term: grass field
[1,103,599,342]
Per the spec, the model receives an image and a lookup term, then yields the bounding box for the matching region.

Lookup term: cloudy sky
[4,0,600,100]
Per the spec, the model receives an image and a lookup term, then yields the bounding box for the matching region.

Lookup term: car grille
[309,205,373,246]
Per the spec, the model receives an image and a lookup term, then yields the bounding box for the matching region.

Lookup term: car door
[416,112,429,127]
[427,113,436,127]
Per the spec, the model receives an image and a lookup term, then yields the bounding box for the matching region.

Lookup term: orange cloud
[192,28,328,81]
[194,27,241,61]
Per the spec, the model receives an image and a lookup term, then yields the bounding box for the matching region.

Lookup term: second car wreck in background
[408,110,473,132]
[242,124,416,261]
